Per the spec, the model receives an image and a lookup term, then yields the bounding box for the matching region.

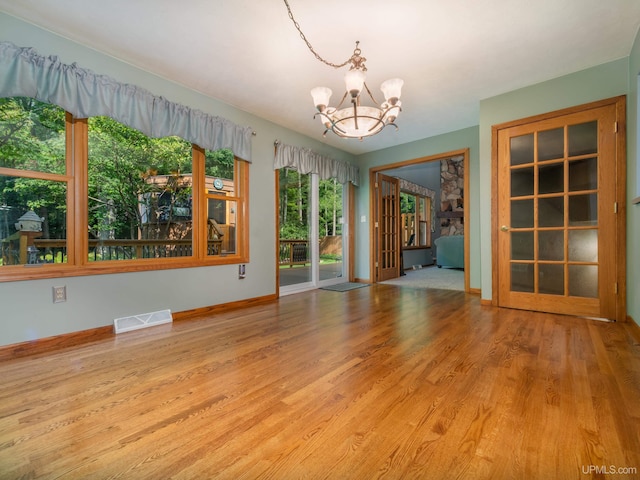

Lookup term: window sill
[0,254,249,283]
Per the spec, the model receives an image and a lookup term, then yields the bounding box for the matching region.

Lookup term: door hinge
[375,222,379,228]
[375,262,379,268]
[614,282,619,294]
[614,121,618,133]
[614,202,618,214]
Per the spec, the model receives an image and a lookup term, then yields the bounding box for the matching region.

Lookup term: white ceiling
[1,0,639,156]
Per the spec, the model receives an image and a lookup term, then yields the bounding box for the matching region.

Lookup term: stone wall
[440,156,464,236]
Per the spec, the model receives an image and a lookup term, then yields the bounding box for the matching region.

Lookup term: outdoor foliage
[0,97,67,240]
[0,97,235,247]
[278,168,342,240]
[400,191,416,214]
[87,116,194,240]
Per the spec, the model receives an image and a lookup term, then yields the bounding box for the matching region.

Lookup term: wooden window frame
[400,191,432,250]
[0,112,249,283]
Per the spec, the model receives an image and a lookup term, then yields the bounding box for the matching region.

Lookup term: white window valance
[274,142,359,186]
[0,42,253,161]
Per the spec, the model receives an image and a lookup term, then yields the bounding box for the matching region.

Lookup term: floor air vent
[114,309,173,334]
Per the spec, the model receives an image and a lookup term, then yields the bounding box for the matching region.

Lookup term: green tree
[278,168,310,240]
[87,116,193,240]
[205,148,234,179]
[0,97,67,241]
[319,178,342,236]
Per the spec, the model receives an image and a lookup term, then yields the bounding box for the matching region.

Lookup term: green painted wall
[0,13,356,346]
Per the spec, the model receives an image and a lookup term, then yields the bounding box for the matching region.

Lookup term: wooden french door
[376,173,400,281]
[495,97,626,321]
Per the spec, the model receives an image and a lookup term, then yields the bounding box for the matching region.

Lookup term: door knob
[501,225,510,232]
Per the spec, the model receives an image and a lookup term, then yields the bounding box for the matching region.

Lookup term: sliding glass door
[319,178,344,282]
[278,169,347,294]
[278,169,312,289]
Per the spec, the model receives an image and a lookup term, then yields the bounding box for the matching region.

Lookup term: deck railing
[1,238,224,265]
[3,237,317,267]
[278,239,310,267]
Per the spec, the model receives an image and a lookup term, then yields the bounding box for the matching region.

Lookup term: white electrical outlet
[53,286,66,303]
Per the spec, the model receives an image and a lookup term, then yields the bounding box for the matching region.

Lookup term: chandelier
[284,1,403,140]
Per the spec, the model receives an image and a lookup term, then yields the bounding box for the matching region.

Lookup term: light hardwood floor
[1,285,639,479]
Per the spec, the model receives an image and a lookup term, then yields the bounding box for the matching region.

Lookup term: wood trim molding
[0,326,113,362]
[491,95,627,131]
[274,168,281,298]
[348,182,356,282]
[626,317,640,343]
[0,293,278,362]
[491,123,500,307]
[172,294,277,321]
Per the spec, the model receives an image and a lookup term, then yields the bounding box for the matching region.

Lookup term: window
[0,98,70,267]
[88,116,195,260]
[400,191,431,248]
[0,97,249,280]
[204,148,242,257]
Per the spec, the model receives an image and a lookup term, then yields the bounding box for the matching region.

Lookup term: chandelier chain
[283,0,353,69]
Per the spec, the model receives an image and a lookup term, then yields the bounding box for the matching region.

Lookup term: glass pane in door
[511,199,534,228]
[538,128,564,161]
[538,163,564,194]
[568,229,598,262]
[569,194,597,226]
[569,158,598,191]
[507,120,600,298]
[511,167,534,197]
[511,263,534,292]
[279,168,311,287]
[538,197,564,227]
[539,264,564,295]
[538,230,564,261]
[319,178,344,281]
[568,121,597,156]
[510,134,534,165]
[511,231,534,260]
[569,265,598,298]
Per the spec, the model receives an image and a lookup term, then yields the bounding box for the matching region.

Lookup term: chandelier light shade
[310,87,332,111]
[344,69,365,97]
[381,78,404,104]
[284,0,403,140]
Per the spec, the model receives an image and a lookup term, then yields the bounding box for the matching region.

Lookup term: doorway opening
[369,148,470,292]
